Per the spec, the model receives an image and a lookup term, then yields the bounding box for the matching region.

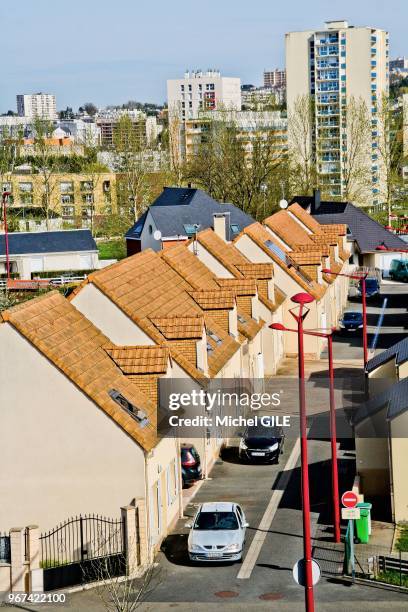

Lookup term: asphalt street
[331,281,408,361]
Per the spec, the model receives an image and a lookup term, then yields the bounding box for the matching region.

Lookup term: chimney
[312,189,321,214]
[213,212,230,242]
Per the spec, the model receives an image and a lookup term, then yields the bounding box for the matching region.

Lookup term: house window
[2,183,12,193]
[62,205,74,217]
[20,193,33,204]
[60,181,73,193]
[207,329,222,346]
[108,389,149,427]
[230,224,240,234]
[148,224,153,234]
[82,193,94,204]
[61,194,73,204]
[19,182,32,192]
[80,180,93,191]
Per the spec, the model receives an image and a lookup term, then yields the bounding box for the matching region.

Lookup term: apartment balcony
[317,107,340,116]
[319,162,341,174]
[315,36,338,45]
[319,153,340,162]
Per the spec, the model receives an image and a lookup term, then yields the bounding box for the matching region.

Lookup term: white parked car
[186,502,248,562]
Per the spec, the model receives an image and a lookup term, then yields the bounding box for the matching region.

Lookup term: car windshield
[365,279,378,288]
[194,511,239,530]
[245,425,281,439]
[343,312,362,321]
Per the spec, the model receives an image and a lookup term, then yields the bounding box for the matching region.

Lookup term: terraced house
[234,206,349,359]
[0,292,180,557]
[69,249,246,476]
[184,223,286,375]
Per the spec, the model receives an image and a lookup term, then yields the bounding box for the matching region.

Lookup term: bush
[396,524,408,552]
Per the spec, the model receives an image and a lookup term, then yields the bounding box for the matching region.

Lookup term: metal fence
[39,514,124,569]
[0,533,11,563]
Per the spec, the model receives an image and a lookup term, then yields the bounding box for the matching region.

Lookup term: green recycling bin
[355,502,372,544]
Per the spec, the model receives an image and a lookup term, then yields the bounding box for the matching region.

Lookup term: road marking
[237,438,301,579]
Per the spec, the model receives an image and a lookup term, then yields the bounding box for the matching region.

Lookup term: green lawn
[97,239,127,260]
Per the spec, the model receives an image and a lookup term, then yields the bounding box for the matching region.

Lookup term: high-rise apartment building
[286,20,389,206]
[167,70,241,120]
[263,69,286,89]
[17,93,57,120]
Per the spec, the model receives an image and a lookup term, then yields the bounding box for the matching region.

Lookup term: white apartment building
[167,70,241,120]
[17,93,57,120]
[263,69,286,89]
[286,20,389,207]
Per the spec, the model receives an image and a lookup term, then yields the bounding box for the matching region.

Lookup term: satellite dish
[153,230,162,241]
[279,199,288,209]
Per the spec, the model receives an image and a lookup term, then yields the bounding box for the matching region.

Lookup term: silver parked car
[186,502,248,562]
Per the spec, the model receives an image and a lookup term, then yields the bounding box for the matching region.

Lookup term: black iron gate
[39,514,125,591]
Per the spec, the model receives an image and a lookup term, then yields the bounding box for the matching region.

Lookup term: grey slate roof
[290,197,407,253]
[0,230,97,256]
[366,337,408,374]
[353,377,408,425]
[125,188,255,240]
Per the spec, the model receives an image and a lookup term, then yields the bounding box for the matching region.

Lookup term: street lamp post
[270,323,341,544]
[2,191,11,281]
[322,268,368,366]
[272,292,315,612]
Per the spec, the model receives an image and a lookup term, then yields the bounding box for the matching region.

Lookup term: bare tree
[32,118,60,229]
[84,531,161,612]
[184,109,287,218]
[167,107,185,187]
[341,96,372,204]
[376,94,407,224]
[112,115,151,223]
[287,95,317,195]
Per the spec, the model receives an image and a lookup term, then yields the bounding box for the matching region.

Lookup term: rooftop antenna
[279,181,288,209]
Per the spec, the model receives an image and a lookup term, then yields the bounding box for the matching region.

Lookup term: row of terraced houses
[0,190,351,591]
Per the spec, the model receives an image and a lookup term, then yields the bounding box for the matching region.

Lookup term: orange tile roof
[74,250,239,379]
[150,315,204,339]
[189,290,235,310]
[161,243,264,340]
[216,279,257,295]
[1,292,158,452]
[161,244,220,290]
[104,345,169,374]
[288,203,322,233]
[241,223,325,301]
[197,228,248,277]
[264,210,316,249]
[290,251,322,265]
[235,263,274,279]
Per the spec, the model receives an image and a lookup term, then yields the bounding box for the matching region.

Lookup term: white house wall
[0,323,146,532]
[72,284,154,346]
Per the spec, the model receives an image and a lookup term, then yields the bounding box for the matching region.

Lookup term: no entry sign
[341,491,358,509]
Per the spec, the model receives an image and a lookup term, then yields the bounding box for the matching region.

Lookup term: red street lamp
[1,191,11,281]
[271,292,315,612]
[322,268,368,366]
[270,321,341,544]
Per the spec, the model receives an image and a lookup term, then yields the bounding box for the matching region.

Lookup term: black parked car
[239,422,284,464]
[357,278,380,299]
[338,310,364,333]
[181,444,202,487]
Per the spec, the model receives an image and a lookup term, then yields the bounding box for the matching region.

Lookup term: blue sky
[1,0,407,112]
